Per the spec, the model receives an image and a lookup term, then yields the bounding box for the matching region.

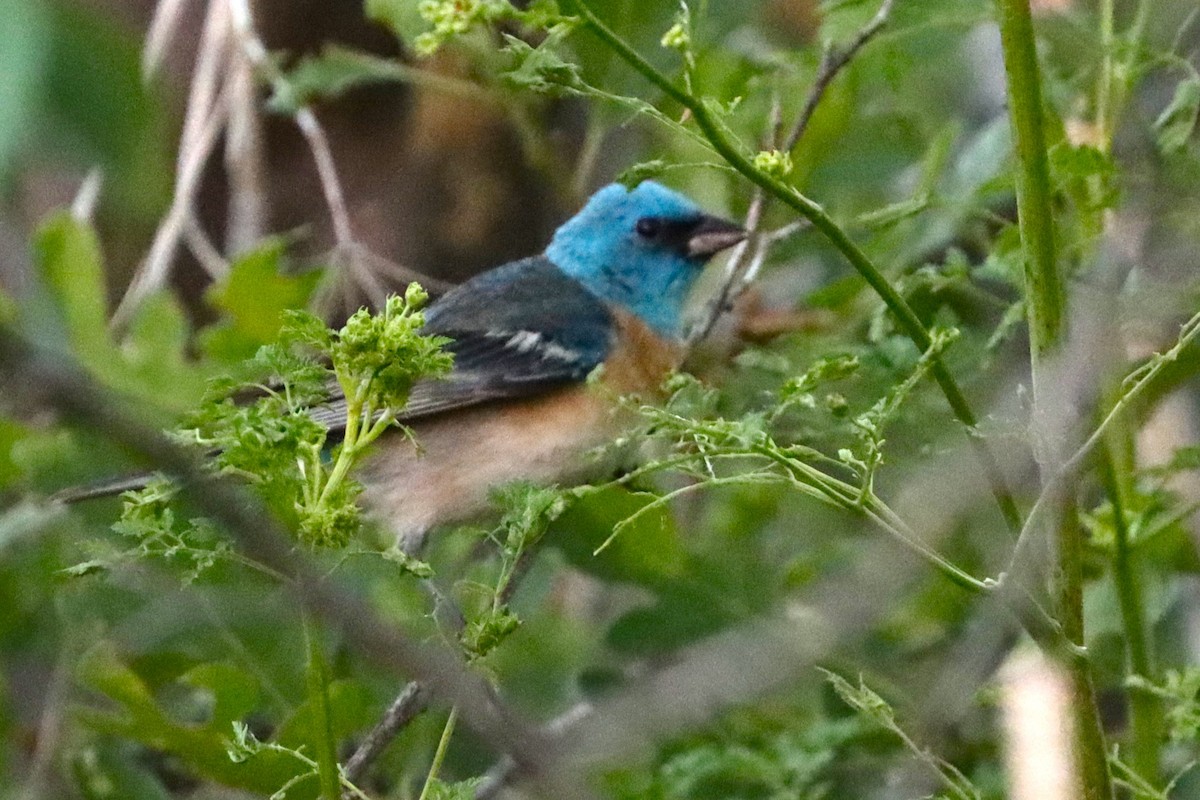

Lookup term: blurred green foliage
[2,0,1200,799]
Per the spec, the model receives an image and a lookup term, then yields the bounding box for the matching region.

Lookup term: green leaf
[462,607,521,659]
[1154,77,1200,154]
[502,28,589,96]
[604,584,733,656]
[271,46,426,113]
[0,0,51,180]
[70,739,174,800]
[200,238,321,362]
[552,486,686,590]
[274,679,375,753]
[179,662,262,729]
[44,2,172,216]
[0,417,25,487]
[119,292,211,411]
[76,642,319,796]
[365,0,430,42]
[31,212,111,363]
[423,777,486,800]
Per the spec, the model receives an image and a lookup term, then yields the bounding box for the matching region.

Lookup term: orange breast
[360,312,684,547]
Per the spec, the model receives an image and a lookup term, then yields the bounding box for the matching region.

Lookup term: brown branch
[340,538,543,791]
[342,682,430,788]
[142,0,195,80]
[784,0,898,154]
[227,0,362,278]
[224,44,268,255]
[70,170,103,224]
[688,0,896,347]
[183,214,231,279]
[113,0,233,329]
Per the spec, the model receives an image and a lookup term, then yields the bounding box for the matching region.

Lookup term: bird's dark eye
[635,217,661,239]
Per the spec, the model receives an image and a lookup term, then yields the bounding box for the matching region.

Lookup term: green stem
[417,707,459,800]
[1097,0,1117,150]
[995,0,1111,797]
[1099,443,1162,782]
[304,619,341,800]
[995,1,1064,359]
[572,0,1022,535]
[1058,501,1115,800]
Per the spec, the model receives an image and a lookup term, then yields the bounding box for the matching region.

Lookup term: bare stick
[228,0,403,311]
[226,0,354,249]
[70,169,103,223]
[340,538,542,791]
[295,109,355,248]
[183,214,231,279]
[112,78,232,328]
[225,44,267,255]
[142,0,194,80]
[686,194,765,345]
[342,682,430,787]
[16,639,74,800]
[784,0,898,154]
[113,0,233,328]
[688,0,897,347]
[687,96,808,346]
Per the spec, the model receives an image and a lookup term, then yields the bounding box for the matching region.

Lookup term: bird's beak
[686,215,747,259]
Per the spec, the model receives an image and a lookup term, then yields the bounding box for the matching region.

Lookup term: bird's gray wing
[310,256,615,435]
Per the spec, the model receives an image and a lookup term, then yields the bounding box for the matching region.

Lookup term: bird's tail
[50,473,155,504]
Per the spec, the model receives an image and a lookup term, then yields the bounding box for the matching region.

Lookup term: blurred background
[2,0,1200,798]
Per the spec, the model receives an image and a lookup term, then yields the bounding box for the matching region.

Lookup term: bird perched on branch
[343,181,743,549]
[62,181,745,550]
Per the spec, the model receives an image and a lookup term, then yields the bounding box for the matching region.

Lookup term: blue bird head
[545,181,745,338]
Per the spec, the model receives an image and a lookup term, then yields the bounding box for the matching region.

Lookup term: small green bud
[661,22,689,50]
[753,149,794,180]
[825,393,849,417]
[404,282,429,309]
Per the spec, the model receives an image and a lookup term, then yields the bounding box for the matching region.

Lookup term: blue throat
[546,239,694,338]
[545,183,706,339]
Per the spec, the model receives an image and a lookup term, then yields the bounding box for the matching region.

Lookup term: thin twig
[228,0,413,313]
[112,78,233,328]
[226,0,354,248]
[70,169,103,223]
[142,0,194,80]
[339,537,541,790]
[113,0,233,328]
[1004,309,1200,592]
[225,43,267,255]
[689,1,895,346]
[784,0,898,154]
[342,682,429,788]
[183,214,231,279]
[687,95,776,346]
[417,707,459,800]
[296,109,355,248]
[17,637,74,800]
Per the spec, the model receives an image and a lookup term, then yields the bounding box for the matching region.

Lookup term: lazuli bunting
[312,181,745,548]
[56,182,745,548]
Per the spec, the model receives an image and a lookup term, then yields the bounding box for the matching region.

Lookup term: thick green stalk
[995,2,1064,357]
[572,0,1022,535]
[995,0,1112,797]
[1091,0,1162,781]
[1057,503,1117,800]
[1100,443,1162,781]
[304,620,341,800]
